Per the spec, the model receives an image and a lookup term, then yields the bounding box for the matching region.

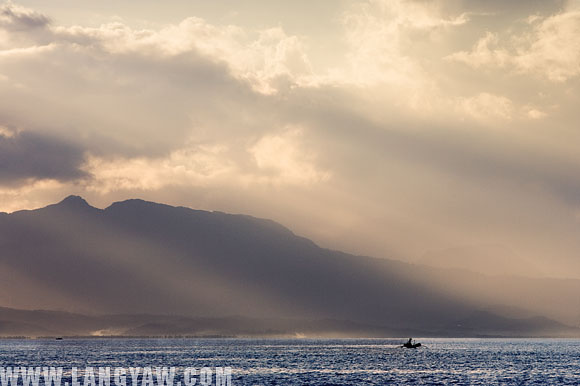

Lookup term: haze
[1,0,580,279]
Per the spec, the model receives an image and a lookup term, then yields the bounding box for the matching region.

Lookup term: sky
[1,0,580,278]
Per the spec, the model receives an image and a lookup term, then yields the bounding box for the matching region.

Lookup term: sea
[1,338,579,385]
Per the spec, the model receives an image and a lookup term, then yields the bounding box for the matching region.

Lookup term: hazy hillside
[0,196,578,337]
[0,306,576,338]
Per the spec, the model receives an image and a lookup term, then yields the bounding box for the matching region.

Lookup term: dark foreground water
[1,338,579,385]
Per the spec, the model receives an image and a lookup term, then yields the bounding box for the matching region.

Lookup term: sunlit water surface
[1,338,579,385]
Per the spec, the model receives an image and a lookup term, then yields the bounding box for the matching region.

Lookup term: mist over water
[1,338,579,385]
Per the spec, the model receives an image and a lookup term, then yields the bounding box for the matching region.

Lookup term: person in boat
[403,338,421,348]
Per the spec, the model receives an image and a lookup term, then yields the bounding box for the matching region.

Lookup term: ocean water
[1,338,579,385]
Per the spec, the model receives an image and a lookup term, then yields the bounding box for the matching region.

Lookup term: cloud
[526,108,547,119]
[0,2,316,161]
[516,2,580,82]
[445,32,510,69]
[457,92,514,121]
[447,2,580,82]
[0,129,87,185]
[0,2,49,31]
[0,2,50,49]
[249,127,330,185]
[83,145,236,194]
[51,16,313,95]
[334,0,469,88]
[84,127,329,194]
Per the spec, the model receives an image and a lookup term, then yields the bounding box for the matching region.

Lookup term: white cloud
[0,179,67,212]
[84,145,236,194]
[526,108,547,119]
[447,2,580,82]
[445,32,510,69]
[457,92,514,122]
[337,0,469,87]
[84,128,330,195]
[249,127,330,186]
[515,3,580,82]
[52,17,313,94]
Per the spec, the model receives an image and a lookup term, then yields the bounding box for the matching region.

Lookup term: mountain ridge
[0,305,576,338]
[0,196,579,337]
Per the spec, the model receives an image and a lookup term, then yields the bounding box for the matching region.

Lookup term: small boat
[55,337,63,340]
[401,338,421,348]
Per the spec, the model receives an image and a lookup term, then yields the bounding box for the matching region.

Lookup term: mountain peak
[57,195,92,209]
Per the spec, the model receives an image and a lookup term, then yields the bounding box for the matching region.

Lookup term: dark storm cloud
[0,3,50,31]
[0,131,87,185]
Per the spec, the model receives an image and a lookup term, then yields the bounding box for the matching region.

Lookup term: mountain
[0,196,578,337]
[0,306,575,338]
